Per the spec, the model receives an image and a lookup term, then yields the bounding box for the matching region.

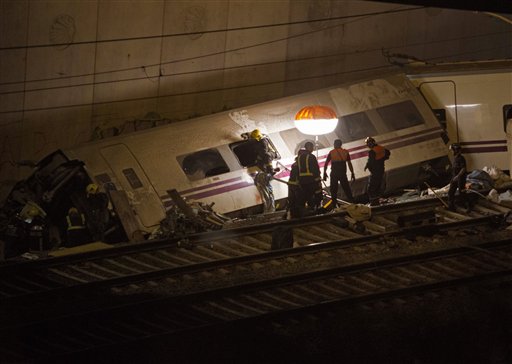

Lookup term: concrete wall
[0,0,511,198]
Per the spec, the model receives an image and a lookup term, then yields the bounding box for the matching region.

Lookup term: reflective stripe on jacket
[298,154,320,177]
[288,163,299,185]
[67,213,86,231]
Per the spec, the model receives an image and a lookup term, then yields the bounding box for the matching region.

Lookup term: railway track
[1,229,510,362]
[0,196,509,302]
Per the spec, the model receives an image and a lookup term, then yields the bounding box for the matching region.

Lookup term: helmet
[450,143,461,151]
[250,129,262,141]
[86,183,98,195]
[27,206,39,218]
[365,137,376,147]
[68,207,79,214]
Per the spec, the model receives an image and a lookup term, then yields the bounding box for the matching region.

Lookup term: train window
[122,168,143,189]
[335,112,376,143]
[432,109,447,129]
[230,137,281,167]
[177,148,230,181]
[94,173,117,191]
[376,100,424,131]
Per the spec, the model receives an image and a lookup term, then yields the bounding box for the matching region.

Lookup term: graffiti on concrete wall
[183,6,207,40]
[49,14,76,50]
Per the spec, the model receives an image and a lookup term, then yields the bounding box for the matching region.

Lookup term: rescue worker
[66,207,91,247]
[4,214,29,258]
[250,129,278,213]
[25,206,49,252]
[323,139,355,206]
[364,137,390,206]
[297,142,322,211]
[447,143,467,211]
[287,155,304,219]
[86,183,110,241]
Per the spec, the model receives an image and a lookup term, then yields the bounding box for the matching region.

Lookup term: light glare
[294,118,338,135]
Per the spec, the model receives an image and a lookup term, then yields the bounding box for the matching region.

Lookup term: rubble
[149,198,231,240]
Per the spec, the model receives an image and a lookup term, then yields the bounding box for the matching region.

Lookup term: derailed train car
[406,60,512,173]
[0,72,451,246]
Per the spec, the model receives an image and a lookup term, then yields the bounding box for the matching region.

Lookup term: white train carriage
[406,60,512,173]
[60,72,449,233]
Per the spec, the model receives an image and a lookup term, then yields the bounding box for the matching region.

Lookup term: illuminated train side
[64,72,449,232]
[406,60,512,173]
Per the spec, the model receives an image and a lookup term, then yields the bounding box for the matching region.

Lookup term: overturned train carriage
[2,72,451,240]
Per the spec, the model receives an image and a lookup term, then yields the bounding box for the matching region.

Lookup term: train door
[418,81,458,143]
[100,144,166,229]
[505,105,512,173]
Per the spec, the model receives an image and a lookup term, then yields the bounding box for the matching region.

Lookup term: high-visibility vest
[67,212,86,231]
[288,163,299,186]
[298,154,313,177]
[329,148,349,162]
[372,145,386,160]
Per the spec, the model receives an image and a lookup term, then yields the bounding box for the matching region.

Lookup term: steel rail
[0,213,504,308]
[0,238,510,362]
[0,196,508,303]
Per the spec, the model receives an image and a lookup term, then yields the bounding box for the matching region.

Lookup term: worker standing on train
[364,137,390,206]
[250,129,278,213]
[447,143,467,211]
[323,139,355,206]
[297,142,322,212]
[86,183,110,241]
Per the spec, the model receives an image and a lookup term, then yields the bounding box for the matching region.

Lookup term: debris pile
[150,200,231,240]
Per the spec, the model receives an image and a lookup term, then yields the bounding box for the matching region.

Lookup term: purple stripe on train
[162,128,446,201]
[462,146,508,154]
[459,140,507,146]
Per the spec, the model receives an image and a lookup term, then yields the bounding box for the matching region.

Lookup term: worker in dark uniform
[66,207,91,247]
[447,143,467,211]
[25,206,49,252]
[364,137,390,206]
[323,139,355,206]
[250,129,277,213]
[4,214,29,258]
[287,155,304,219]
[86,183,110,241]
[297,142,322,211]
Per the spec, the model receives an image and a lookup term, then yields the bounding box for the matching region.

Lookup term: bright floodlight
[294,105,338,136]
